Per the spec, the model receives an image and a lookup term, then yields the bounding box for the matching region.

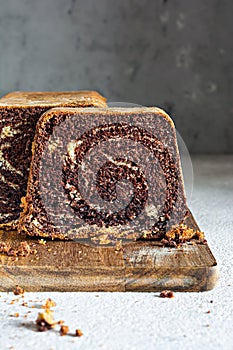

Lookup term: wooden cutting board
[0,213,218,292]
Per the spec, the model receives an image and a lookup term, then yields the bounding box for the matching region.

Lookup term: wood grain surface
[0,214,218,292]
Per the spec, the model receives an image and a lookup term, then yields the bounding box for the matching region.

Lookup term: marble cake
[19,107,189,245]
[0,91,107,229]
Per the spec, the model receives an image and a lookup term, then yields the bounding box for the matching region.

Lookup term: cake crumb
[57,320,64,325]
[0,242,10,253]
[7,248,17,257]
[42,298,56,309]
[13,285,25,295]
[159,290,174,298]
[60,325,69,336]
[115,240,122,252]
[36,309,56,332]
[161,224,206,247]
[75,329,83,337]
[17,241,31,256]
[38,239,46,245]
[0,240,35,257]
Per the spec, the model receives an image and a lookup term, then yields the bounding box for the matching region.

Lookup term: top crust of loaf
[0,91,107,108]
[37,106,175,129]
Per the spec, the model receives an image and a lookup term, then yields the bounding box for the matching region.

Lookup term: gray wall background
[0,0,232,153]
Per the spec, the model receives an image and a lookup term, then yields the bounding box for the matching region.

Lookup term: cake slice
[0,91,107,229]
[19,107,189,245]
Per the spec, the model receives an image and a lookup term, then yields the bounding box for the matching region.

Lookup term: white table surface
[0,155,232,350]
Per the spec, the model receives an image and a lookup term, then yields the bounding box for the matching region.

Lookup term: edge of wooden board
[0,212,219,292]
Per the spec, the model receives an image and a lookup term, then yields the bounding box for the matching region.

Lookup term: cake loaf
[0,91,107,228]
[19,107,189,245]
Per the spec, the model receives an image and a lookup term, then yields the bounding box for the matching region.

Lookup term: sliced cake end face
[19,107,189,245]
[0,91,107,228]
[0,106,49,227]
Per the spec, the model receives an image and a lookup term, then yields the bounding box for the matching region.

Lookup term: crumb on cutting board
[0,240,37,257]
[13,285,25,295]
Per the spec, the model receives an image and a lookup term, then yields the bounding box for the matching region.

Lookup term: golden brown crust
[37,106,175,129]
[0,90,107,108]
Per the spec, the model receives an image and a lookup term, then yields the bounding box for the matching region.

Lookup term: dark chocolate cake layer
[19,107,189,245]
[0,91,107,228]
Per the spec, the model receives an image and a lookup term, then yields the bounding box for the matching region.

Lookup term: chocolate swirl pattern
[63,123,178,236]
[19,107,189,245]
